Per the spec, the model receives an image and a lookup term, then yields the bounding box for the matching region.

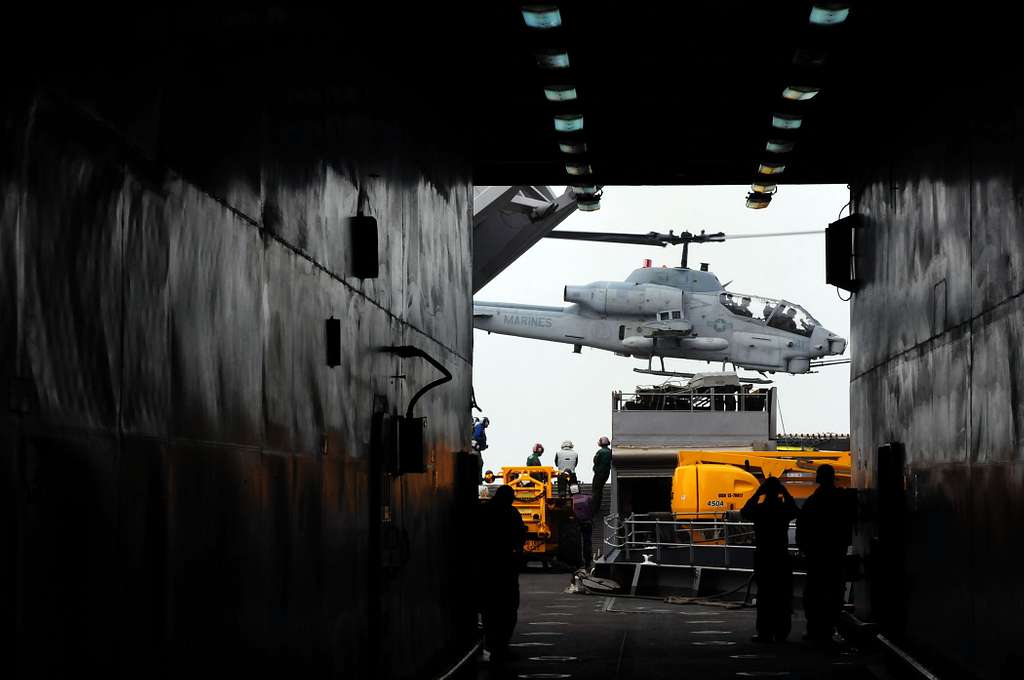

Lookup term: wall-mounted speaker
[325,317,341,367]
[825,213,863,292]
[349,215,379,279]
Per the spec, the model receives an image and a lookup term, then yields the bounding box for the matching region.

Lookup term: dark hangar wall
[850,104,1024,679]
[0,19,476,678]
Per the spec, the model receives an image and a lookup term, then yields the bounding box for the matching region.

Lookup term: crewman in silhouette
[592,436,613,513]
[741,476,799,642]
[479,485,527,661]
[797,464,854,644]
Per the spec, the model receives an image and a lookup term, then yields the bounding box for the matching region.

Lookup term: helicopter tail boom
[473,302,625,353]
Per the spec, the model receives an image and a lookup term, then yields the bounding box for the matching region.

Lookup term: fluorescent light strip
[766,139,795,153]
[782,85,820,101]
[809,5,849,25]
[772,114,803,130]
[746,193,772,209]
[544,86,578,102]
[554,114,583,132]
[522,5,562,30]
[758,162,786,175]
[536,50,570,69]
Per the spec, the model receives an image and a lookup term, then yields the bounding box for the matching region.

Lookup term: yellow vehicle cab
[670,450,852,518]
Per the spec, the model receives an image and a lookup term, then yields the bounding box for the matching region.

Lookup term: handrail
[604,513,801,568]
[615,388,769,413]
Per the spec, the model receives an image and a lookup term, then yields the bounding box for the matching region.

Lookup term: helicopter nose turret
[809,326,846,358]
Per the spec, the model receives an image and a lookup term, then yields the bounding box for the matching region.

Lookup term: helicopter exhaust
[565,282,683,316]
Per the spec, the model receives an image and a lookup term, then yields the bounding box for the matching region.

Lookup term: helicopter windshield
[720,293,819,337]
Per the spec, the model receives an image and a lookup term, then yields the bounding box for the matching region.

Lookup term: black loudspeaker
[825,213,863,292]
[325,317,341,367]
[349,215,379,279]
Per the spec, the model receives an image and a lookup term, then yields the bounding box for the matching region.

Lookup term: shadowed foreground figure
[741,476,799,642]
[479,485,527,660]
[797,464,854,643]
[591,436,613,512]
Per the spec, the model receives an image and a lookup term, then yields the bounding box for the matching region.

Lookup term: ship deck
[468,572,888,680]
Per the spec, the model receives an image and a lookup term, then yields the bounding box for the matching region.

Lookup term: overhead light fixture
[536,49,570,69]
[565,162,592,176]
[758,162,786,175]
[544,85,578,102]
[559,141,587,154]
[766,139,795,154]
[746,192,772,209]
[554,114,583,132]
[521,5,562,30]
[782,85,821,101]
[772,113,803,130]
[751,182,778,194]
[793,48,828,67]
[570,185,599,195]
[809,4,850,25]
[577,196,601,211]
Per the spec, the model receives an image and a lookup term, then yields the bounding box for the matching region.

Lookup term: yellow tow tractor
[482,466,583,568]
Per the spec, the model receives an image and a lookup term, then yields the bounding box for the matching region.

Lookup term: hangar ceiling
[470,1,1015,194]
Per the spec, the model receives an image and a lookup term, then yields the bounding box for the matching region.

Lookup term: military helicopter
[473,228,848,377]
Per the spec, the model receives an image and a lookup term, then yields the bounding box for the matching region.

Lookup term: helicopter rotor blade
[544,230,672,247]
[544,230,727,247]
[719,229,824,240]
[545,228,821,246]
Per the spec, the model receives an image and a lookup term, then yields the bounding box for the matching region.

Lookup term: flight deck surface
[471,572,884,680]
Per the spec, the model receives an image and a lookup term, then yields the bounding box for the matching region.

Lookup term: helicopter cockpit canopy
[720,292,820,338]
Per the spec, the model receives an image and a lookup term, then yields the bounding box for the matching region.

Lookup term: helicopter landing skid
[633,367,696,379]
[737,374,775,385]
[633,366,775,384]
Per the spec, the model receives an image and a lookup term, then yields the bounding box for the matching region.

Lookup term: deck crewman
[592,436,613,513]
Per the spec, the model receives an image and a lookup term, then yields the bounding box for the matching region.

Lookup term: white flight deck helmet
[561,440,574,450]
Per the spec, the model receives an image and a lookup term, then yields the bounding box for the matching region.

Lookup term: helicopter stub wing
[639,320,694,337]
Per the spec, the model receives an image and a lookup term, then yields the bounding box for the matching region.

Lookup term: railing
[604,512,800,570]
[613,389,769,413]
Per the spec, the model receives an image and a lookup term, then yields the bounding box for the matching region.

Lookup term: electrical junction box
[397,416,427,474]
[372,412,427,475]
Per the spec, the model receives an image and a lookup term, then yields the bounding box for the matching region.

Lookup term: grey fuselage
[473,267,847,374]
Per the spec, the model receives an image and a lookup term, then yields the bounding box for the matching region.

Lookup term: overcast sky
[472,184,851,482]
